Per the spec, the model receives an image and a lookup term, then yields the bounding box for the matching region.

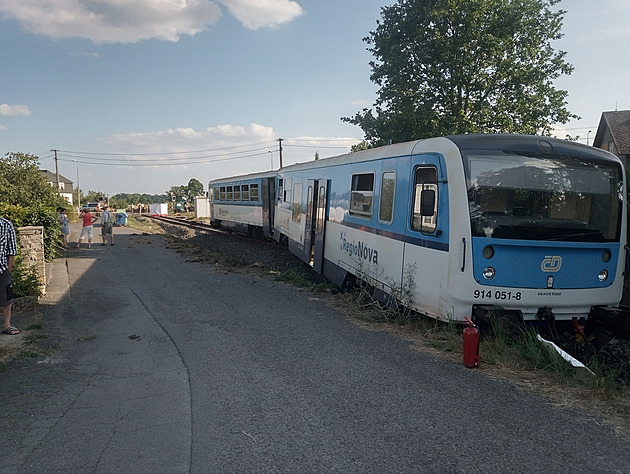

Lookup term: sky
[1,0,629,197]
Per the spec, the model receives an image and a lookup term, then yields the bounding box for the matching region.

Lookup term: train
[209,134,629,326]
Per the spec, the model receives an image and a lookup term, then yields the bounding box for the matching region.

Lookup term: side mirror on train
[420,189,436,216]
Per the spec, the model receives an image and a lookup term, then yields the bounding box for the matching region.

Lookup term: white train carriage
[209,171,276,239]
[275,135,627,324]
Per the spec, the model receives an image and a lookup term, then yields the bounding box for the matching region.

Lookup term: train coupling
[472,305,523,335]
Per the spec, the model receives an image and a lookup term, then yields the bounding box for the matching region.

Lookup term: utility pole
[52,149,60,196]
[278,138,283,169]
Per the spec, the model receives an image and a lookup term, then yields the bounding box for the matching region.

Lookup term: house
[593,110,630,169]
[41,169,74,205]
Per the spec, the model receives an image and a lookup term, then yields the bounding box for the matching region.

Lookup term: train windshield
[464,151,623,242]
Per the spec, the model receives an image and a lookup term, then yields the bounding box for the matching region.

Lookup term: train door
[312,180,329,274]
[403,154,449,318]
[261,177,275,239]
[303,181,317,265]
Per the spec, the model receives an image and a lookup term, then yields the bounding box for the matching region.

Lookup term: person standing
[76,209,97,249]
[57,207,70,248]
[100,205,114,246]
[0,216,18,335]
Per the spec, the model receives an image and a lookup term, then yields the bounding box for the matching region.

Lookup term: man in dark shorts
[100,204,114,246]
[0,216,18,335]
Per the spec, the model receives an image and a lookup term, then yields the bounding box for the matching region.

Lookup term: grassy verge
[125,216,165,234]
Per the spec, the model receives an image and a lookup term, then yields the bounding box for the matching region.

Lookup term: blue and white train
[210,134,627,325]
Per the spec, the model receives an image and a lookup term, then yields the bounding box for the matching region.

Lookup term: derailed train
[209,134,629,326]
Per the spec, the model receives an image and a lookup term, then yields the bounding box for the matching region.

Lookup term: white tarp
[536,334,595,375]
[149,203,168,216]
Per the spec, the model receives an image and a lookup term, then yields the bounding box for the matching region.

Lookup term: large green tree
[343,0,577,145]
[0,152,63,207]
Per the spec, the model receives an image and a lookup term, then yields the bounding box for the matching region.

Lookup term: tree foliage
[0,152,66,208]
[343,0,577,145]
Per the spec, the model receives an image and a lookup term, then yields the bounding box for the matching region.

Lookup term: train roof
[209,169,276,185]
[277,134,622,173]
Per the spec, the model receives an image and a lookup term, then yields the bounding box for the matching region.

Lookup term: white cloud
[0,103,32,116]
[219,0,303,29]
[0,0,303,44]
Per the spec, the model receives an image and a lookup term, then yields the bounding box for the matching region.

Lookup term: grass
[125,216,165,234]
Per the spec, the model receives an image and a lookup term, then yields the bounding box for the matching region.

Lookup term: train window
[277,179,283,202]
[292,182,302,222]
[379,171,396,223]
[411,167,438,233]
[350,173,374,218]
[284,178,292,203]
[250,184,259,201]
[242,184,249,201]
[234,185,241,201]
[213,188,219,201]
[226,186,233,201]
[316,186,326,233]
[219,186,226,201]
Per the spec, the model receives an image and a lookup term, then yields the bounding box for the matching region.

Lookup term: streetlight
[587,130,592,146]
[269,151,274,171]
[72,159,80,210]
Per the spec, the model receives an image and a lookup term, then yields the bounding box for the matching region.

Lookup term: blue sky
[1,0,629,196]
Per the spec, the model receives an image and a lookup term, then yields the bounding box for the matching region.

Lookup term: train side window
[316,186,326,233]
[411,167,438,233]
[350,173,374,218]
[234,185,241,201]
[379,171,396,224]
[241,184,249,201]
[292,182,303,222]
[284,178,292,204]
[277,179,283,202]
[226,186,233,201]
[250,184,259,201]
[219,186,226,201]
[213,188,219,201]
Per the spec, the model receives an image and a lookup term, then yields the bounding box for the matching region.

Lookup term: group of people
[57,205,115,249]
[0,205,118,338]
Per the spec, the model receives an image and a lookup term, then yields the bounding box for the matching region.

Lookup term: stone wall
[18,226,46,295]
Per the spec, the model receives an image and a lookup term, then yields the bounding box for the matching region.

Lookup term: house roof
[41,169,73,185]
[593,110,630,155]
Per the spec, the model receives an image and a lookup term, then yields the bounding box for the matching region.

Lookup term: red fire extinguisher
[463,317,481,368]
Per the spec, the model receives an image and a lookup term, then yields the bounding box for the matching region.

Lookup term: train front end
[458,136,626,324]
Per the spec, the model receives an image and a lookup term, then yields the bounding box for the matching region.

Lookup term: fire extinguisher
[463,317,481,368]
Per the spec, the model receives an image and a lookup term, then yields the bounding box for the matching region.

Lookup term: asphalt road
[1,223,629,473]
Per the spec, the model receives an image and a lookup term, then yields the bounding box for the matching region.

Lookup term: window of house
[379,171,396,223]
[292,182,302,222]
[350,173,374,218]
[411,167,438,233]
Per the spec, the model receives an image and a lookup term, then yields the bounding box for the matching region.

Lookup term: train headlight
[598,269,608,282]
[602,250,611,263]
[482,246,494,259]
[483,267,495,280]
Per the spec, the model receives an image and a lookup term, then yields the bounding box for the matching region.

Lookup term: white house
[41,170,74,205]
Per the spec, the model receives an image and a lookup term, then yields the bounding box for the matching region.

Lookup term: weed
[23,333,47,345]
[25,321,44,330]
[15,350,38,359]
[77,335,98,342]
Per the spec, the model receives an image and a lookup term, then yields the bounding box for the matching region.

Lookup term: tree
[342,0,577,145]
[0,152,64,207]
[187,178,204,199]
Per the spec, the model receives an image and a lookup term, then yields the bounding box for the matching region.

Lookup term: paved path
[1,222,629,473]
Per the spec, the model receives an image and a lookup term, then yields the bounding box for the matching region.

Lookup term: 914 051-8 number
[473,289,522,300]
